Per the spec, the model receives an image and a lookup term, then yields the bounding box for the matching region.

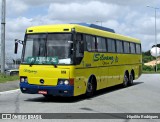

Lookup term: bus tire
[86,76,96,97]
[128,74,134,86]
[122,73,129,88]
[43,94,53,98]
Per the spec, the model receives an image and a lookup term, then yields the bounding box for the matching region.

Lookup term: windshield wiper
[50,62,57,68]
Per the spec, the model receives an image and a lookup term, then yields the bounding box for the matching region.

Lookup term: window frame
[116,40,124,53]
[85,34,97,52]
[96,36,107,53]
[107,38,116,53]
[136,43,141,54]
[130,42,136,54]
[123,41,130,54]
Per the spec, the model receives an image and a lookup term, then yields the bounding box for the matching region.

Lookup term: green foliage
[142,65,154,71]
[0,73,19,83]
[142,49,159,72]
[157,64,160,71]
[143,55,156,63]
[142,63,160,72]
[142,51,156,63]
[142,50,151,56]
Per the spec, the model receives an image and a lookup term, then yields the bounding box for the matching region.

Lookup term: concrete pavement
[0,80,19,92]
[0,74,160,121]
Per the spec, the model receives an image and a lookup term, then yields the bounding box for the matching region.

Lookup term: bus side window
[116,40,123,53]
[86,35,96,52]
[107,38,116,53]
[130,42,136,54]
[97,37,107,52]
[123,41,130,54]
[76,33,84,56]
[136,44,141,54]
[75,33,84,64]
[76,33,84,54]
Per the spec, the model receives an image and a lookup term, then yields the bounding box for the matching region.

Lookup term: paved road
[0,74,160,121]
[0,81,19,92]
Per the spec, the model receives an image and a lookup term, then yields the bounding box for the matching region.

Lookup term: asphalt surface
[0,80,19,92]
[0,74,160,122]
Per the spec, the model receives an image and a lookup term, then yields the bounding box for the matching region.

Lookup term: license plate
[38,90,47,95]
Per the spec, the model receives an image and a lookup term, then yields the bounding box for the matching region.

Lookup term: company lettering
[93,54,114,63]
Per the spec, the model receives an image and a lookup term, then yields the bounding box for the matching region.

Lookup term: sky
[0,0,160,60]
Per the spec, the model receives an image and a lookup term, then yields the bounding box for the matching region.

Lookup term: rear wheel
[86,77,96,97]
[128,74,134,86]
[122,73,129,88]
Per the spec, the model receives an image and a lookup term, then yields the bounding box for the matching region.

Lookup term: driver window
[75,33,84,64]
[76,33,84,57]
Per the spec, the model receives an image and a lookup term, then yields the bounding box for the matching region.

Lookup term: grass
[0,73,19,83]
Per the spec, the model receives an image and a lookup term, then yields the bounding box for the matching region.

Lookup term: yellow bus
[18,23,142,97]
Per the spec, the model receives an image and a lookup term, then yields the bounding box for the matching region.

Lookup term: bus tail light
[69,78,74,85]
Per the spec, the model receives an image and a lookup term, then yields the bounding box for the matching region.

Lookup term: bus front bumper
[20,82,74,97]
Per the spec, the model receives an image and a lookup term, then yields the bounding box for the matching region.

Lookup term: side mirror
[14,39,24,54]
[14,39,18,54]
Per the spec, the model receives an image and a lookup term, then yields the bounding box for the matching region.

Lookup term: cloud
[47,1,127,22]
[3,17,33,59]
[1,0,160,61]
[6,0,28,16]
[99,0,159,6]
[7,17,32,32]
[21,0,160,6]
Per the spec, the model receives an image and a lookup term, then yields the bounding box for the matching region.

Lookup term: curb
[0,89,20,95]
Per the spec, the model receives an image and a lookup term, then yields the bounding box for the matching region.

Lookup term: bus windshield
[22,33,73,65]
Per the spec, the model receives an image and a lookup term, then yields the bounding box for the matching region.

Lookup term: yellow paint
[19,24,142,96]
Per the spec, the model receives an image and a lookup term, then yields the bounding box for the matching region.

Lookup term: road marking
[0,89,20,95]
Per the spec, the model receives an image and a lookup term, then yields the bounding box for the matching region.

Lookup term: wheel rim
[87,81,93,93]
[123,74,128,87]
[130,75,133,85]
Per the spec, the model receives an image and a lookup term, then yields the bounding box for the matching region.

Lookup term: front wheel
[86,78,95,97]
[43,94,53,98]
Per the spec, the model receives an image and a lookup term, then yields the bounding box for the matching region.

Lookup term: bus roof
[71,23,115,33]
[26,24,141,44]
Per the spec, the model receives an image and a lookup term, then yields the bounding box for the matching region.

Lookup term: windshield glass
[22,33,73,65]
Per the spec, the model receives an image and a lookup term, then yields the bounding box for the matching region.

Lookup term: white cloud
[2,17,34,59]
[7,17,32,33]
[1,0,160,61]
[47,1,127,22]
[21,0,160,6]
[6,0,28,16]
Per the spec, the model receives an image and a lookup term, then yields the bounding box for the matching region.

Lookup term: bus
[18,23,142,97]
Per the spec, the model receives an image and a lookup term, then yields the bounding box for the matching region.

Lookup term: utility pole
[147,6,159,72]
[1,0,6,73]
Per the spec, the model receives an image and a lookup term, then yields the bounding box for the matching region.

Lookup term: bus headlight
[24,78,28,83]
[64,80,69,85]
[58,79,74,86]
[59,80,64,85]
[20,77,28,83]
[20,78,25,82]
